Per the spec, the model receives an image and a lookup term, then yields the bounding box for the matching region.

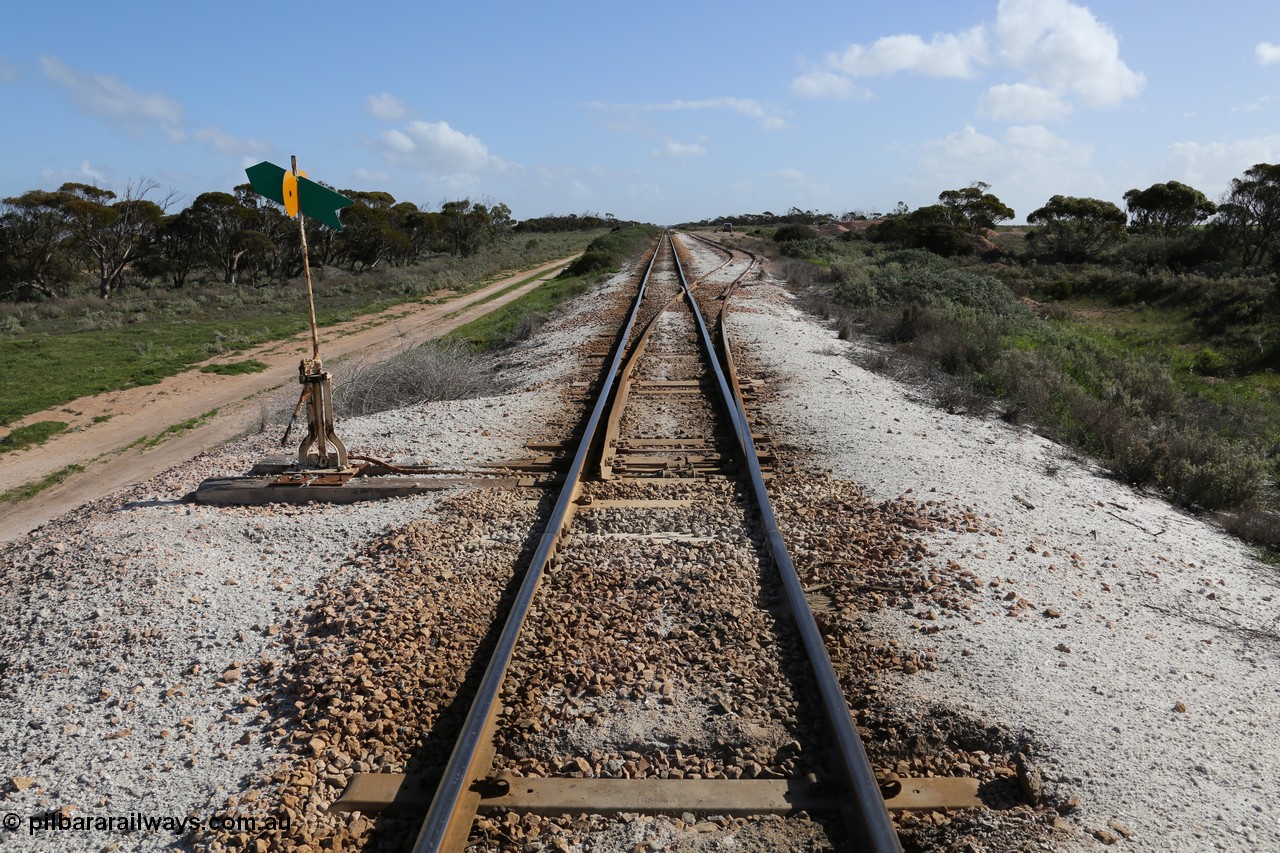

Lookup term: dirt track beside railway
[0,255,575,544]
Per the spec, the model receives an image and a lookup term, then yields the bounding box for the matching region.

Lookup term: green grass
[444,266,564,319]
[0,232,603,426]
[200,359,270,376]
[0,420,69,454]
[128,408,221,450]
[447,273,595,350]
[449,225,659,350]
[0,463,85,504]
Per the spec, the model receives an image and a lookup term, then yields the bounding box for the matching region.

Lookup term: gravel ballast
[728,273,1280,851]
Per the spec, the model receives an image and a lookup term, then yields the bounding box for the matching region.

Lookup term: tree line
[710,163,1279,275]
[869,166,1280,273]
[0,180,621,303]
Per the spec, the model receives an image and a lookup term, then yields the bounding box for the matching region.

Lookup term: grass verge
[449,225,661,351]
[201,359,270,376]
[128,408,221,451]
[0,420,69,454]
[0,464,85,504]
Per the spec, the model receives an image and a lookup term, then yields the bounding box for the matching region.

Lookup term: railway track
[288,231,1015,853]
[322,233,906,850]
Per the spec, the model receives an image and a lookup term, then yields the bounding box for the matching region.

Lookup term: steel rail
[671,232,904,853]
[411,237,663,853]
[598,285,689,479]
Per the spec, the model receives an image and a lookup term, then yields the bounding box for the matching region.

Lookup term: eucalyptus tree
[1214,163,1280,269]
[1027,195,1128,262]
[1123,181,1217,235]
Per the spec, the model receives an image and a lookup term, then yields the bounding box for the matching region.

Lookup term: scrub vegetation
[747,168,1280,552]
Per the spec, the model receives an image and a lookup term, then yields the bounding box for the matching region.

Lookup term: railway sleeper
[330,772,983,817]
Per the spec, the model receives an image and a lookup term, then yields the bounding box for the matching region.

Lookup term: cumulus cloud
[792,0,1142,121]
[916,124,1098,217]
[367,92,407,120]
[376,120,510,176]
[980,83,1072,122]
[995,0,1144,107]
[41,160,110,185]
[790,70,866,100]
[590,97,787,131]
[651,141,707,160]
[1257,42,1280,66]
[762,168,833,199]
[351,167,393,185]
[1164,135,1280,191]
[830,27,989,78]
[191,126,270,156]
[41,54,183,129]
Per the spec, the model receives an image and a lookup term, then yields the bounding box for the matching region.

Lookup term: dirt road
[0,255,576,544]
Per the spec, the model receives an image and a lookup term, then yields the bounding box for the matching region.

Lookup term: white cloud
[1257,42,1280,66]
[830,27,989,78]
[40,160,110,186]
[367,93,407,120]
[995,0,1144,107]
[791,70,865,100]
[376,120,509,175]
[383,129,415,154]
[1164,136,1280,192]
[40,54,183,129]
[792,0,1142,119]
[191,126,270,156]
[590,97,787,131]
[916,124,1097,218]
[351,167,393,185]
[0,54,17,83]
[651,141,707,160]
[762,168,833,199]
[1232,95,1273,115]
[979,83,1071,121]
[569,180,592,204]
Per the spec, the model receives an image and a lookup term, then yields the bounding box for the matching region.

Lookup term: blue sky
[3,1,1279,224]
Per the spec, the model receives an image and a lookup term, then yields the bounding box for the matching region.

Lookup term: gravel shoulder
[0,258,603,851]
[728,276,1280,851]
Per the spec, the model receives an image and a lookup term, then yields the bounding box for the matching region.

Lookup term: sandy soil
[0,256,575,544]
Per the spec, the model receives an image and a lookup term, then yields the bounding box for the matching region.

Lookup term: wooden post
[289,155,346,469]
[293,154,321,363]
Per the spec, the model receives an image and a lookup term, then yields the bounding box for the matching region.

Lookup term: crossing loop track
[411,232,901,851]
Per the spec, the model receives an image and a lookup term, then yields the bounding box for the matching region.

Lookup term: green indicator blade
[245,161,288,205]
[243,161,354,231]
[297,177,354,230]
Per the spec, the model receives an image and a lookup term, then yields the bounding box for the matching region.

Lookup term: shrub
[332,340,501,417]
[563,250,613,277]
[774,224,817,242]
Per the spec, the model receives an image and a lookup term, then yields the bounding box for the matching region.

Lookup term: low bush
[786,235,1274,512]
[332,341,501,417]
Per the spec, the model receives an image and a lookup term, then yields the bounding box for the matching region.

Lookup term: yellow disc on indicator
[282,170,299,218]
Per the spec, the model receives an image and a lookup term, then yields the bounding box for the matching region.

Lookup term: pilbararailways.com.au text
[4,810,290,837]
